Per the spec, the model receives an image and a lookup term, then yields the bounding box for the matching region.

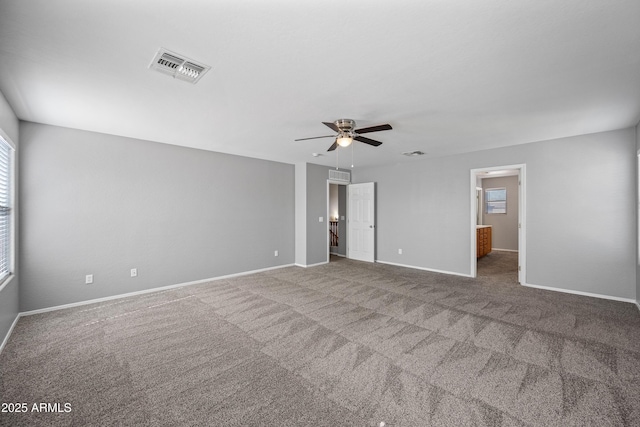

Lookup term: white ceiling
[0,0,639,168]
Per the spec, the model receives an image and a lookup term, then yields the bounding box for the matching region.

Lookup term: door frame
[470,164,526,283]
[346,182,376,262]
[326,179,349,263]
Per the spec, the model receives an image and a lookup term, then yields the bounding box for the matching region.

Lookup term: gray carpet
[2,252,640,426]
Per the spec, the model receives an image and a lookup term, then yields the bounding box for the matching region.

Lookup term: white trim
[491,248,519,253]
[326,180,330,264]
[376,260,473,278]
[0,128,16,150]
[8,137,15,282]
[636,301,640,313]
[0,133,16,287]
[328,178,350,185]
[470,164,526,283]
[522,282,637,304]
[476,187,483,225]
[0,273,15,293]
[20,263,295,316]
[0,313,20,355]
[327,178,349,263]
[295,261,329,268]
[519,165,527,284]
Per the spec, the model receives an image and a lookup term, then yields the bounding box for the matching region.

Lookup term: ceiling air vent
[329,170,351,183]
[149,48,210,84]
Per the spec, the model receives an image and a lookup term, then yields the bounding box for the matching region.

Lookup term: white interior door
[348,182,375,262]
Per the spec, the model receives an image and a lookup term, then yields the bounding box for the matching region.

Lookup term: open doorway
[326,180,376,263]
[327,181,348,262]
[470,164,526,284]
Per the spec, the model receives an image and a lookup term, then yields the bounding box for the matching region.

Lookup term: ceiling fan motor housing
[335,119,356,133]
[335,119,356,138]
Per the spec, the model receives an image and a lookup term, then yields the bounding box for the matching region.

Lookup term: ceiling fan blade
[355,124,392,134]
[322,121,340,132]
[354,135,383,147]
[294,135,335,141]
[327,140,338,151]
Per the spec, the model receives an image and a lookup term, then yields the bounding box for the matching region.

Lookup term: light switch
[341,216,345,221]
[319,217,323,222]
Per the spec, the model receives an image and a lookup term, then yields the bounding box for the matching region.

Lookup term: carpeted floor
[1,252,640,426]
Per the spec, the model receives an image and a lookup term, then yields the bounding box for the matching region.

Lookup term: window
[0,135,12,283]
[485,187,506,214]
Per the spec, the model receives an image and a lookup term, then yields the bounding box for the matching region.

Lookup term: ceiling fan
[295,119,392,151]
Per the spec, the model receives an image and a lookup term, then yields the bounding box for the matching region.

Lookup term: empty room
[1,1,639,426]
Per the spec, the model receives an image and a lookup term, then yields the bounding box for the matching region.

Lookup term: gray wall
[481,175,519,251]
[20,122,295,312]
[353,128,637,300]
[295,163,307,266]
[0,90,19,346]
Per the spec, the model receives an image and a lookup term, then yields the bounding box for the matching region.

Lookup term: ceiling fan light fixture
[337,134,353,147]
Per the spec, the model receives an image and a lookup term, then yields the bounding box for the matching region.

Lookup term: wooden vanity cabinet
[477,226,492,258]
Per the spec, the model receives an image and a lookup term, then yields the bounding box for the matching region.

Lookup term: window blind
[485,187,507,214]
[0,136,11,282]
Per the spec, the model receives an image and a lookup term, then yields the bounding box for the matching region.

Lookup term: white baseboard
[376,260,473,278]
[20,263,295,317]
[295,261,329,268]
[491,248,519,253]
[522,282,637,304]
[636,301,640,313]
[0,313,20,355]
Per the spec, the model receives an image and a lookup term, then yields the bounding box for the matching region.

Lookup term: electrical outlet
[131,268,137,277]
[85,274,93,284]
[398,249,403,255]
[274,250,278,257]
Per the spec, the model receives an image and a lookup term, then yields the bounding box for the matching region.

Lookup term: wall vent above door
[329,169,351,183]
[149,48,210,84]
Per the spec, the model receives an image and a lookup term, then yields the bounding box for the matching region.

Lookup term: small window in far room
[485,187,506,214]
